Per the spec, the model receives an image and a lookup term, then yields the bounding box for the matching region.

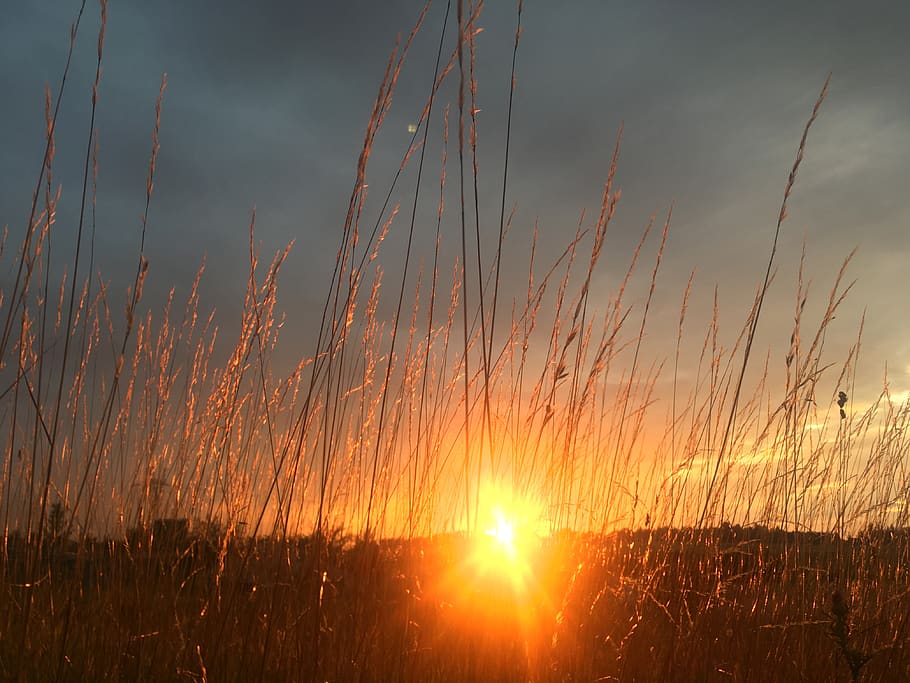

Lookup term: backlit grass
[2,2,909,681]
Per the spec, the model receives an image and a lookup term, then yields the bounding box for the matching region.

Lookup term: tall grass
[2,1,909,680]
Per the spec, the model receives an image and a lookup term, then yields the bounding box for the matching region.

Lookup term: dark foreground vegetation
[3,524,909,681]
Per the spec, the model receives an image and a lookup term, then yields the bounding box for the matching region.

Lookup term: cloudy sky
[3,0,909,408]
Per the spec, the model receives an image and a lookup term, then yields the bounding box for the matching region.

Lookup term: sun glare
[466,486,544,597]
[486,509,516,552]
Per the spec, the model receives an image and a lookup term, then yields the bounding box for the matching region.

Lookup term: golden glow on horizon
[485,509,516,551]
[467,484,544,595]
[424,481,549,630]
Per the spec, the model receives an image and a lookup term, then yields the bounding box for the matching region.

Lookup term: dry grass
[2,1,909,680]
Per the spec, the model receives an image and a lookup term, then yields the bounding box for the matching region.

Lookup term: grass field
[4,526,909,680]
[2,2,909,680]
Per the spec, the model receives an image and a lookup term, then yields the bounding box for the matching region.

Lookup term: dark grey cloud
[2,0,909,398]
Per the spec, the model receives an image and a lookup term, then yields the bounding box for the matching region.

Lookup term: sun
[467,487,544,593]
[486,510,516,551]
[441,484,551,627]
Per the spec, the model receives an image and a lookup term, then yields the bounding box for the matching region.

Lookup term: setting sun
[464,485,545,597]
[486,509,516,552]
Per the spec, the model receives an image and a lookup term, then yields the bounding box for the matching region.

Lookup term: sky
[2,0,910,417]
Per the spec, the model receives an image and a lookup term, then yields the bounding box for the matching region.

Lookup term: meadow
[2,2,909,681]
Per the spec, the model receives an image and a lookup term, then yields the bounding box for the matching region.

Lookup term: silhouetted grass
[2,1,909,681]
